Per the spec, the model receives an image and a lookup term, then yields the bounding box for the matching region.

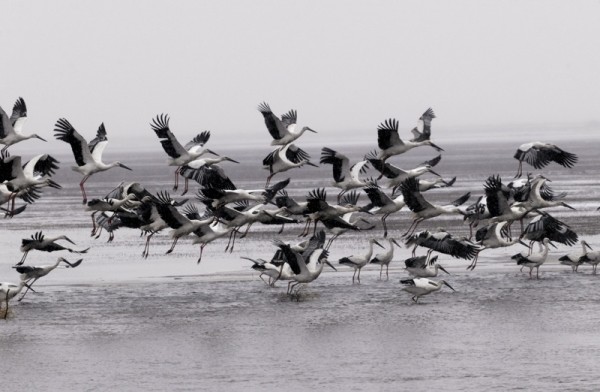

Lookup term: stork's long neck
[365,241,375,260]
[541,242,550,257]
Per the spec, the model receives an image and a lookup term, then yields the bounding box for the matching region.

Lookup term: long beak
[549,241,558,249]
[64,236,77,245]
[47,179,62,189]
[36,135,47,142]
[443,281,456,292]
[359,218,371,224]
[325,260,337,271]
[428,169,442,177]
[306,161,319,168]
[518,240,532,249]
[119,163,133,171]
[307,128,317,133]
[439,265,450,275]
[226,157,240,164]
[392,239,402,248]
[2,205,27,216]
[430,142,444,152]
[61,258,83,268]
[206,149,220,157]
[585,242,593,251]
[373,239,385,249]
[561,202,576,210]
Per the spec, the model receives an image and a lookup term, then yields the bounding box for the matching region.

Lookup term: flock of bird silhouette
[0,96,592,316]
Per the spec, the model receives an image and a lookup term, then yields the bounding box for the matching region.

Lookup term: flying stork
[54,119,132,204]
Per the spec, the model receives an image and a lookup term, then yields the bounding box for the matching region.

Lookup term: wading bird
[13,257,83,301]
[367,150,442,186]
[339,238,384,283]
[0,97,47,152]
[18,231,89,265]
[362,185,406,237]
[580,250,600,274]
[400,177,471,237]
[513,142,578,178]
[376,109,443,163]
[467,221,526,270]
[369,238,402,280]
[150,114,218,192]
[258,102,316,146]
[320,147,371,202]
[400,277,455,303]
[54,119,132,204]
[559,240,592,272]
[511,237,551,279]
[0,281,29,319]
[263,143,318,187]
[404,255,449,278]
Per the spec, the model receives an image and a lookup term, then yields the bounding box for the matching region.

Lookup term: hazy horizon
[3,1,599,155]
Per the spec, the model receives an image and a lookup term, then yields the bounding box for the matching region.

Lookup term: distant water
[2,140,600,391]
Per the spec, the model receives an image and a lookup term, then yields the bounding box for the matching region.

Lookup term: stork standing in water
[257,102,317,146]
[579,249,600,274]
[54,119,132,204]
[513,141,578,178]
[0,281,29,319]
[400,278,455,303]
[375,109,443,163]
[511,237,551,279]
[150,114,218,193]
[339,238,384,283]
[559,240,593,272]
[18,231,89,265]
[369,238,402,280]
[13,257,83,301]
[0,97,47,152]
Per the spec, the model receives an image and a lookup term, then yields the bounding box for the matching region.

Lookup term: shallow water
[2,140,600,391]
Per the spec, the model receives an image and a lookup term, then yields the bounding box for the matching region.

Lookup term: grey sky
[3,0,600,154]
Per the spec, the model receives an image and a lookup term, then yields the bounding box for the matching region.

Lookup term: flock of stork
[0,96,594,317]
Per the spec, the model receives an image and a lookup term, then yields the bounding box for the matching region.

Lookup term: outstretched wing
[150,114,188,159]
[258,102,287,140]
[377,118,403,150]
[54,118,93,167]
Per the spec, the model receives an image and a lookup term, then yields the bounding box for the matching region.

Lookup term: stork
[18,231,89,266]
[150,114,220,193]
[400,177,471,237]
[400,278,455,303]
[338,238,384,283]
[376,109,443,163]
[0,97,46,152]
[369,238,402,280]
[13,257,83,301]
[257,102,317,146]
[513,141,577,178]
[320,147,371,202]
[54,119,132,204]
